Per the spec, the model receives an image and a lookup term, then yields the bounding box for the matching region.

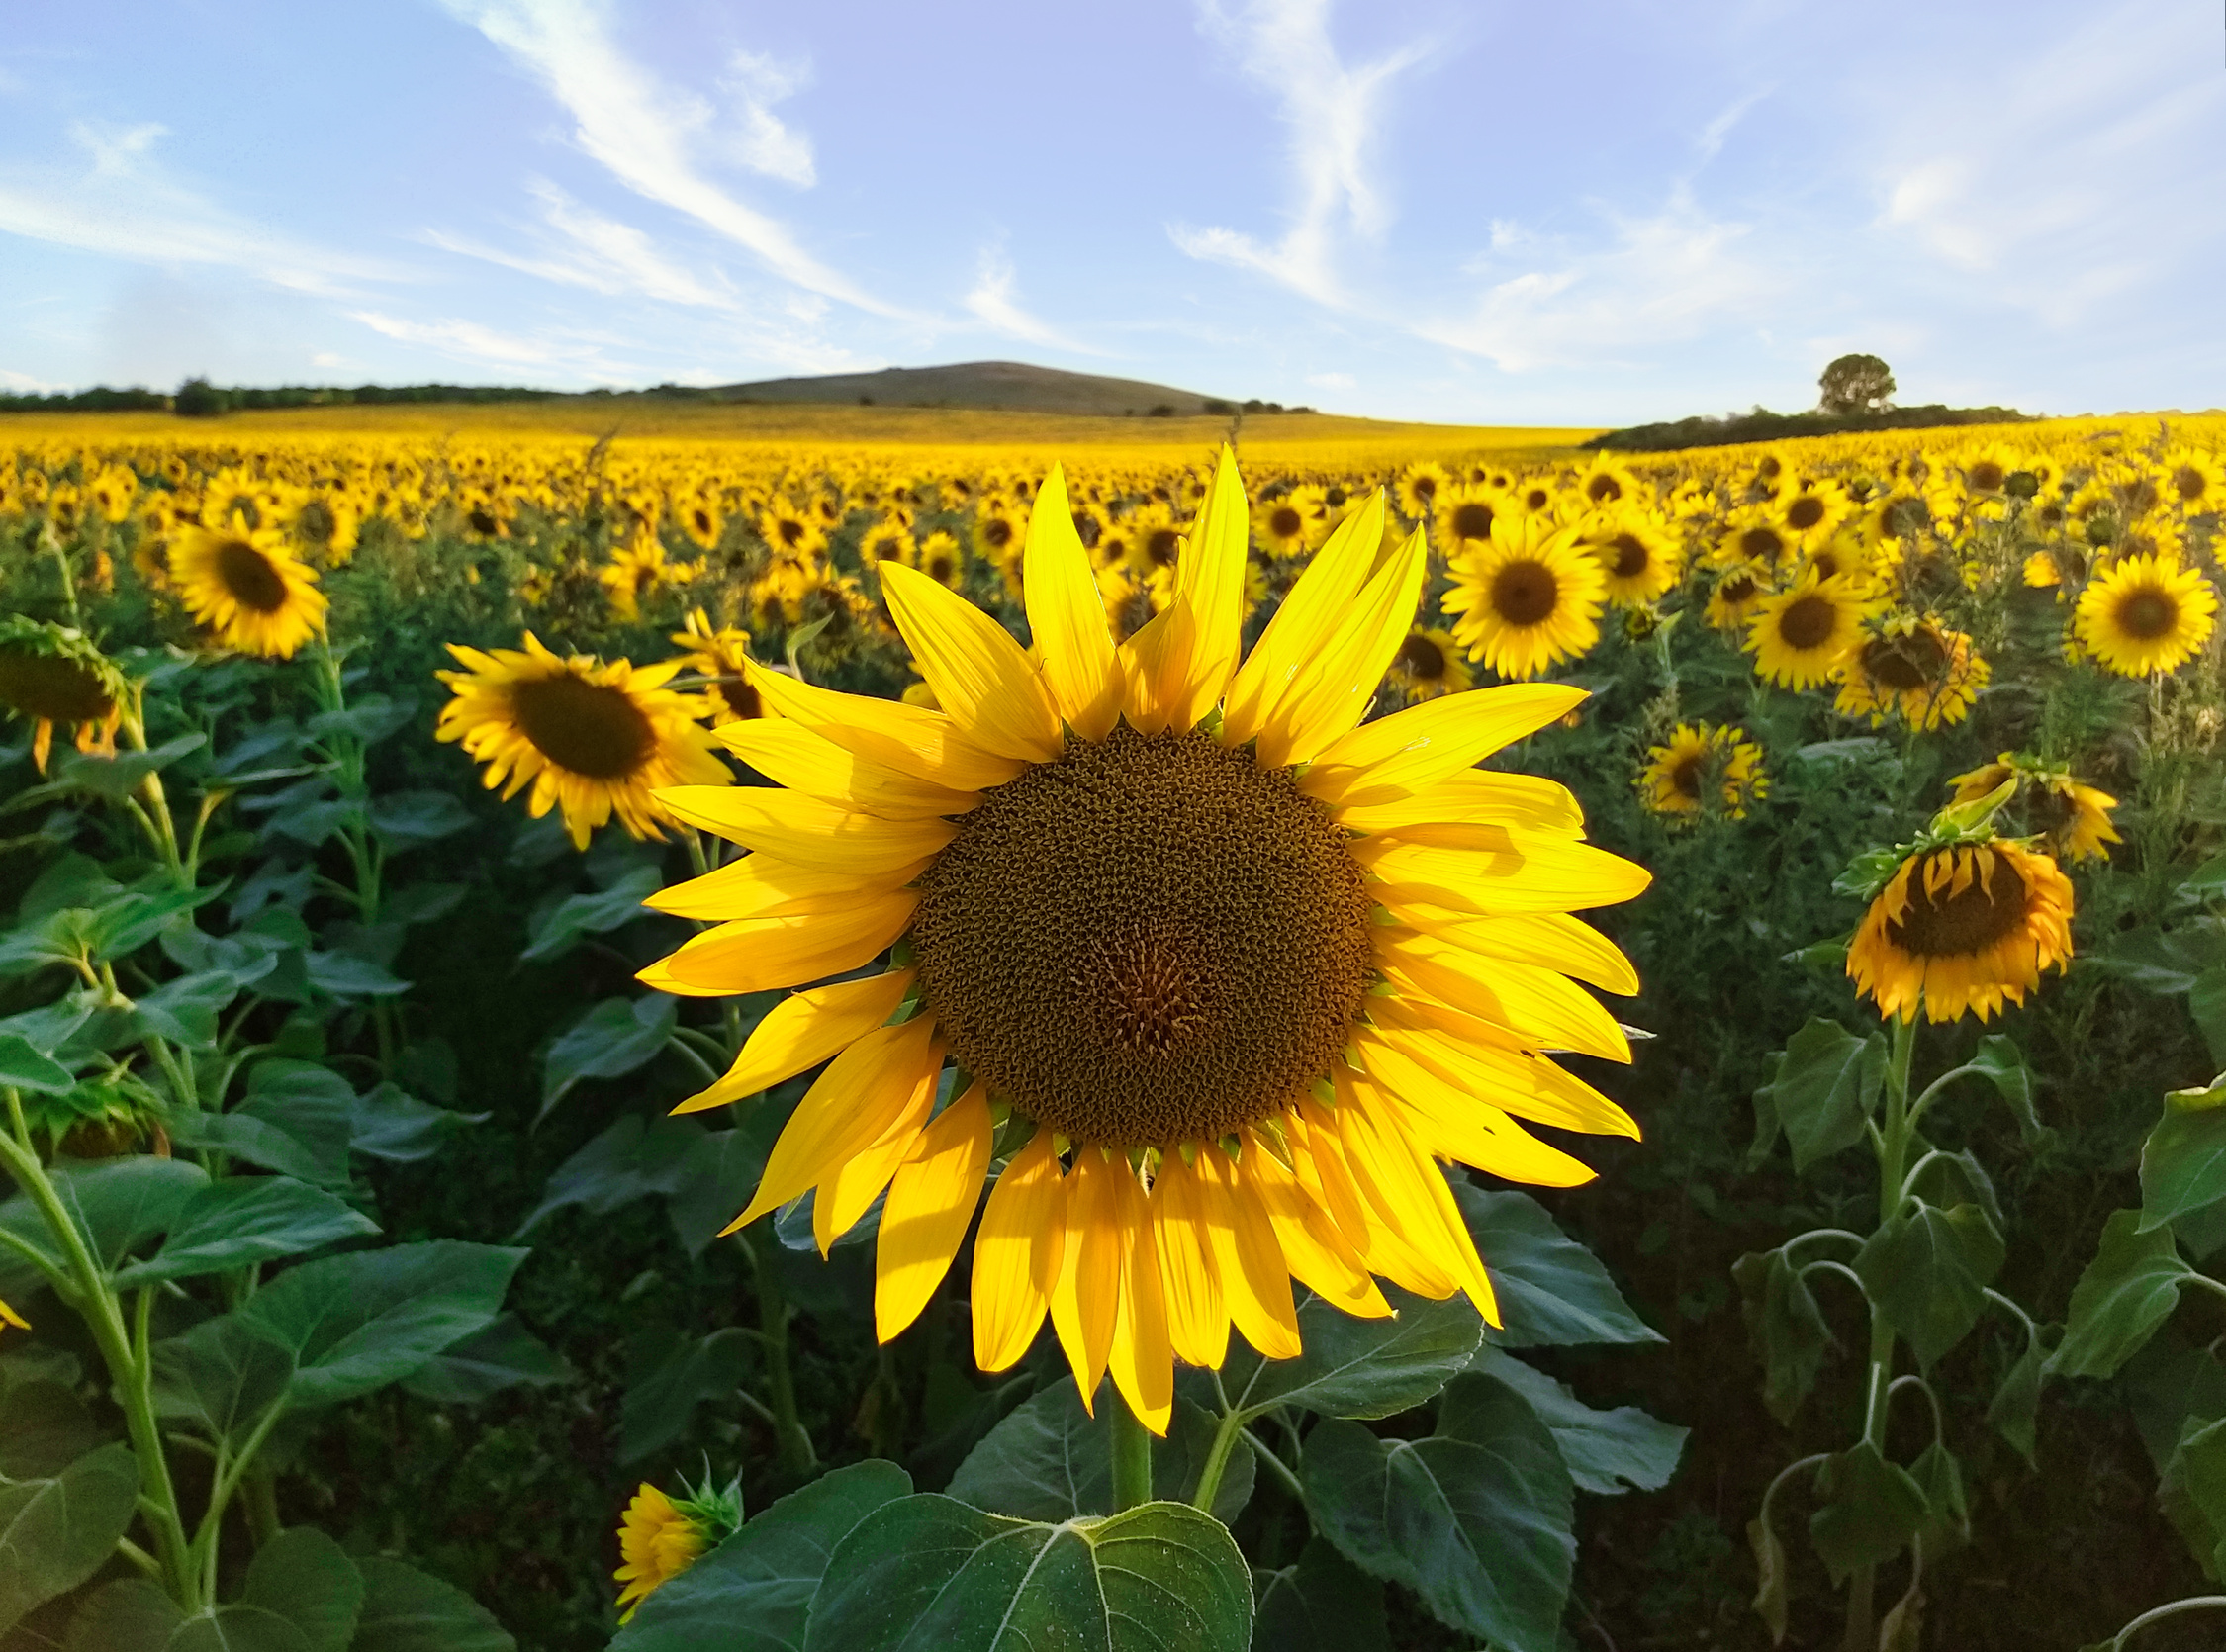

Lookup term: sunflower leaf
[1765,1017,1887,1172]
[1217,1284,1481,1422]
[2051,1210,2195,1380]
[0,1441,141,1635]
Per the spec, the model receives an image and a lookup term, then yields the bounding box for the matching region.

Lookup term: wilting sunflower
[1584,511,1682,606]
[1847,837,2075,1023]
[1834,615,1989,730]
[1745,572,1875,690]
[671,610,777,727]
[1441,514,1606,681]
[639,452,1650,1433]
[435,634,730,849]
[169,513,327,658]
[1383,627,1472,702]
[1948,752,2118,863]
[1636,723,1768,821]
[2073,551,2218,678]
[0,619,126,772]
[613,1472,740,1624]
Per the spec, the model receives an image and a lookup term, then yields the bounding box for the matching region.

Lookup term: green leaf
[113,1177,378,1285]
[131,972,241,1048]
[168,1605,314,1652]
[1303,1376,1574,1650]
[0,1381,100,1478]
[64,1579,185,1652]
[1453,1184,1661,1346]
[34,1154,211,1271]
[1467,1346,1687,1495]
[2142,1094,2226,1235]
[802,1495,1252,1652]
[540,996,679,1117]
[0,1032,74,1093]
[241,1527,364,1652]
[167,1112,342,1188]
[400,1314,569,1405]
[1806,1442,1929,1583]
[2191,968,2226,1071]
[1908,1441,1969,1559]
[41,733,205,804]
[347,1084,484,1164]
[366,790,473,852]
[0,1440,141,1634]
[1216,1284,1481,1423]
[303,952,408,999]
[2051,1210,2194,1380]
[1987,1334,2049,1466]
[1853,1201,2004,1368]
[150,1312,297,1448]
[1251,1537,1390,1652]
[237,1063,355,1181]
[620,1327,754,1464]
[517,1114,703,1239]
[520,866,661,963]
[305,694,415,749]
[346,1556,513,1652]
[665,1127,776,1257]
[1971,1035,2047,1144]
[1732,1249,1836,1424]
[1764,1018,1887,1172]
[611,1460,910,1652]
[946,1382,1253,1526]
[235,1239,527,1408]
[1746,1513,1789,1644]
[2159,1415,2226,1580]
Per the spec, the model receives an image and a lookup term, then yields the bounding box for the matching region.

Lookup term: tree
[173,376,228,417]
[1818,354,1895,416]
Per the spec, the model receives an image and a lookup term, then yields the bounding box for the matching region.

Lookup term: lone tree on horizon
[1818,353,1896,415]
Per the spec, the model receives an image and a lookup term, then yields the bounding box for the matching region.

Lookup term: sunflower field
[2,407,2224,1652]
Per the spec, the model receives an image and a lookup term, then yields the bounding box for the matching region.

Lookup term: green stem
[1241,1427,1306,1501]
[1190,1403,1247,1515]
[738,1226,814,1478]
[1108,1387,1154,1513]
[2104,1596,2226,1650]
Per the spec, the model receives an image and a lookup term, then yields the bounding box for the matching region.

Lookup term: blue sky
[2,0,2222,423]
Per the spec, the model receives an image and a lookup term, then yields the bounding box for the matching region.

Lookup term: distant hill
[698,360,1291,418]
[1583,403,2033,452]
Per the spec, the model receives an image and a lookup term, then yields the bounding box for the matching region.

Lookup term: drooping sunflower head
[1948,752,2119,863]
[1636,723,1768,821]
[1833,614,1989,730]
[1745,571,1876,690]
[0,618,127,773]
[640,451,1651,1432]
[1848,838,2075,1023]
[1440,513,1606,681]
[2073,551,2219,678]
[613,1471,740,1623]
[168,513,328,659]
[435,633,731,849]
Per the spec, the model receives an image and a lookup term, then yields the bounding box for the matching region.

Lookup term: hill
[1583,403,2033,451]
[701,360,1272,417]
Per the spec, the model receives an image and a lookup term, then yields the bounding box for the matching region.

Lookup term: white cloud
[1306,371,1355,389]
[722,50,815,189]
[310,352,343,368]
[426,178,742,311]
[348,309,631,376]
[962,245,1100,354]
[1170,0,1429,305]
[442,0,894,314]
[73,120,168,176]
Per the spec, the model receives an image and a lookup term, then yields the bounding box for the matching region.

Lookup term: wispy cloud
[1169,0,1429,306]
[963,245,1100,355]
[722,49,815,189]
[425,178,740,309]
[348,309,629,375]
[441,0,895,314]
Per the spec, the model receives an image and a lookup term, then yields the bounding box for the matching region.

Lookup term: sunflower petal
[645,851,933,923]
[877,1082,993,1341]
[1243,1137,1391,1319]
[1222,491,1384,748]
[1362,831,1652,917]
[972,1133,1066,1372]
[881,561,1064,763]
[1025,464,1124,740]
[1385,907,1638,996]
[658,786,955,874]
[1339,769,1586,837]
[1105,1162,1174,1435]
[713,720,980,820]
[1173,445,1252,727]
[1151,1151,1229,1369]
[1304,683,1591,807]
[1259,520,1428,770]
[652,890,917,995]
[815,1064,939,1253]
[1357,1022,1635,1147]
[741,658,1024,792]
[671,968,915,1113]
[1375,929,1630,1061]
[1050,1149,1122,1410]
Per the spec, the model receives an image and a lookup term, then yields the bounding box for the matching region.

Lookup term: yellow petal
[1328,1076,1459,1299]
[1105,1161,1173,1436]
[1374,929,1630,1061]
[1050,1149,1122,1410]
[652,890,917,995]
[635,958,727,999]
[1337,1083,1498,1320]
[672,969,915,1113]
[816,1063,939,1253]
[1290,1100,1374,1252]
[1340,769,1585,838]
[1243,1138,1391,1319]
[714,720,980,820]
[1257,520,1428,770]
[658,786,955,874]
[1354,1028,1625,1170]
[1361,831,1652,917]
[881,560,1065,763]
[723,1016,942,1231]
[1303,683,1591,808]
[645,851,933,923]
[1172,445,1252,728]
[877,1082,993,1341]
[972,1132,1066,1372]
[1195,1147,1301,1361]
[1150,1151,1229,1369]
[741,657,1024,792]
[1222,491,1384,748]
[1024,464,1123,740]
[1386,907,1638,997]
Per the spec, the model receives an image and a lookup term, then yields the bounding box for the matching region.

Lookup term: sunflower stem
[1190,1404,1247,1515]
[1108,1388,1154,1513]
[736,1224,814,1479]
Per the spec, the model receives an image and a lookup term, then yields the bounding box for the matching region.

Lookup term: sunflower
[1745,572,1875,690]
[1848,839,2075,1023]
[1583,510,1682,606]
[858,510,917,571]
[676,491,724,551]
[915,529,966,591]
[87,463,139,524]
[638,453,1650,1434]
[756,495,827,565]
[1383,628,1472,702]
[0,619,126,773]
[613,1473,740,1624]
[1442,514,1606,681]
[1123,501,1189,581]
[2161,448,2226,513]
[1855,489,1931,552]
[168,513,327,658]
[1716,507,1792,573]
[1777,479,1851,549]
[1432,483,1502,554]
[601,535,693,621]
[1397,460,1450,521]
[1636,723,1767,821]
[2073,552,2218,677]
[435,634,730,850]
[1572,459,1641,511]
[671,609,778,727]
[1948,753,2118,863]
[1834,615,1989,730]
[1095,561,1166,644]
[1703,561,1774,631]
[1252,494,1318,560]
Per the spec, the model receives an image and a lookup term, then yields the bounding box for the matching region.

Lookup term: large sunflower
[0,618,126,773]
[436,634,731,849]
[2073,551,2218,677]
[1848,839,2074,1023]
[1745,571,1875,690]
[1441,514,1606,681]
[640,453,1650,1433]
[1833,615,1988,730]
[169,513,327,658]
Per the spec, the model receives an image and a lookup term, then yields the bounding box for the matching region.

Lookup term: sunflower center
[1667,753,1706,801]
[1786,496,1826,530]
[1394,633,1447,678]
[1968,462,2005,493]
[1146,527,1183,567]
[1587,474,1623,503]
[509,674,656,780]
[1739,525,1786,562]
[2173,465,2207,503]
[0,649,113,723]
[297,499,336,543]
[215,539,290,613]
[1886,855,2028,958]
[1609,534,1650,578]
[1718,574,1759,605]
[1451,502,1495,540]
[910,726,1374,1147]
[1776,594,1839,651]
[983,519,1013,550]
[1863,628,1949,691]
[713,678,764,719]
[1269,505,1305,538]
[2115,589,2178,640]
[1490,559,1560,626]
